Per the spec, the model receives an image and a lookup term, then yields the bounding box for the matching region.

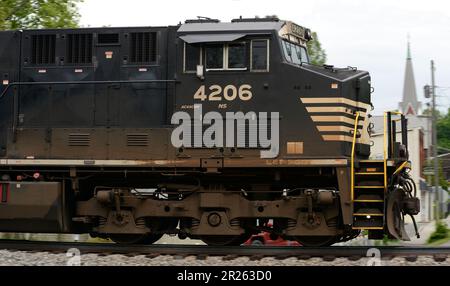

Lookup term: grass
[428,236,450,246]
[374,235,399,246]
[427,219,449,245]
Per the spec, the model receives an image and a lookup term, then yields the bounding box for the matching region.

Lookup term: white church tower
[399,38,422,116]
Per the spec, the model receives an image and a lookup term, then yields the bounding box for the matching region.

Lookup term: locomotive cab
[175,18,372,160]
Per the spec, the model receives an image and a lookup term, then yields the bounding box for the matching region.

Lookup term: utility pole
[431,60,440,219]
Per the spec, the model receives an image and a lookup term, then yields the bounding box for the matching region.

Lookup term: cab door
[94,33,121,127]
[0,31,21,157]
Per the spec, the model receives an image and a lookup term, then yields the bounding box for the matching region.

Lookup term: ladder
[350,112,387,231]
[351,160,386,230]
[350,111,409,232]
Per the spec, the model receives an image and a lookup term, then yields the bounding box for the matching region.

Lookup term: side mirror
[196,65,204,80]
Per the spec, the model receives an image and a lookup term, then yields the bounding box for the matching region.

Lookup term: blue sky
[79,0,450,115]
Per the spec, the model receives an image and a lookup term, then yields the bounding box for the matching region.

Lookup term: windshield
[282,40,309,65]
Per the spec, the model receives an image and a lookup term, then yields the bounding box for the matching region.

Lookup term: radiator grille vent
[127,133,149,147]
[129,32,157,63]
[68,133,91,147]
[31,34,56,65]
[66,34,93,64]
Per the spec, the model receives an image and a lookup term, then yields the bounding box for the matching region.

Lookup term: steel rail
[0,240,449,260]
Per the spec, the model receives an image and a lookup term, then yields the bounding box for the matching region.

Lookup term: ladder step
[355,172,384,175]
[358,160,384,163]
[356,208,383,214]
[354,199,384,203]
[354,194,384,201]
[353,213,384,217]
[354,208,383,215]
[353,216,384,228]
[355,167,383,172]
[354,186,385,189]
[352,227,384,230]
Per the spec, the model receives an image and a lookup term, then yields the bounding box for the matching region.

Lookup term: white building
[369,123,434,222]
[369,39,435,222]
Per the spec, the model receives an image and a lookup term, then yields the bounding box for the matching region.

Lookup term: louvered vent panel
[187,120,272,148]
[66,34,93,64]
[129,32,157,63]
[68,133,91,147]
[31,35,56,65]
[127,133,149,147]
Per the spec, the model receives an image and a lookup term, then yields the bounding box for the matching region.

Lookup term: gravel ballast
[0,250,448,266]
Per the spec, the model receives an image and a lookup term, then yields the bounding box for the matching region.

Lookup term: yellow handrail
[383,112,388,190]
[393,161,408,176]
[383,111,406,191]
[350,112,360,202]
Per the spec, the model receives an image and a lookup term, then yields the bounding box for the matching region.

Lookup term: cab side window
[205,44,224,69]
[183,39,270,72]
[251,40,269,71]
[228,43,246,69]
[206,43,247,70]
[184,44,201,72]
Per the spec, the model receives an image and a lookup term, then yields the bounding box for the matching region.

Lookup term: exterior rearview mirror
[197,65,204,80]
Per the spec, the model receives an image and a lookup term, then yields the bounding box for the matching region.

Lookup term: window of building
[205,44,224,69]
[184,43,201,72]
[251,40,269,71]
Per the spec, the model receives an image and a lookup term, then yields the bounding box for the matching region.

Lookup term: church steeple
[407,34,412,60]
[399,36,421,116]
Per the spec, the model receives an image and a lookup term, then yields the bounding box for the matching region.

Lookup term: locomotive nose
[302,64,369,84]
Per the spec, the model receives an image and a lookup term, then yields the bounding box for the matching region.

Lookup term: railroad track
[0,240,449,262]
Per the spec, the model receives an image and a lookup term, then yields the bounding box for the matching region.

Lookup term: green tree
[307,31,327,66]
[437,108,450,150]
[0,0,83,30]
[426,159,449,191]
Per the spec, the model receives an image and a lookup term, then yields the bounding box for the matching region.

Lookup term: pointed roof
[406,103,416,116]
[407,38,412,60]
[399,36,421,116]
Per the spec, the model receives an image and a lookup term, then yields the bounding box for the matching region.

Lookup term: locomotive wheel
[200,234,252,246]
[294,236,337,247]
[386,189,410,241]
[109,233,163,245]
[109,218,178,244]
[251,239,264,246]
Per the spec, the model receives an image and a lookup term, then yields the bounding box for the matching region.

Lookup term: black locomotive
[0,17,419,246]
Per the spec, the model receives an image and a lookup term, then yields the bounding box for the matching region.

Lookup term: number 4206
[193,84,253,101]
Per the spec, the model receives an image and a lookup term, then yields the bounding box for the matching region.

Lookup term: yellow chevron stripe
[311,116,358,125]
[305,106,352,113]
[300,97,371,110]
[321,135,355,142]
[300,97,371,143]
[317,125,355,133]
